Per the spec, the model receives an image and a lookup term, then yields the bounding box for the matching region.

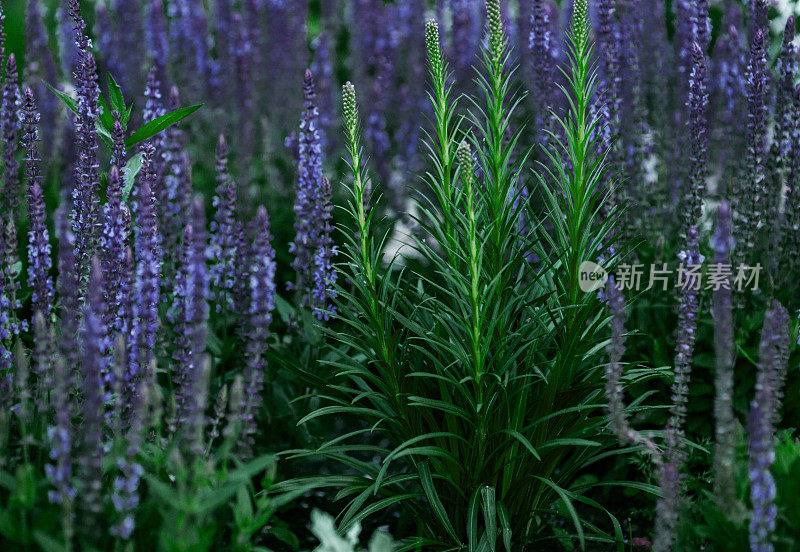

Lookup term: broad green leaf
[97,91,114,131]
[95,121,114,150]
[121,153,143,202]
[107,73,125,116]
[125,104,202,149]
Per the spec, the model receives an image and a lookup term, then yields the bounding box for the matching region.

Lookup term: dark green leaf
[125,104,203,149]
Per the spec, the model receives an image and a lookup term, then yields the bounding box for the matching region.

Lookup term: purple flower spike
[239,204,276,456]
[1,53,20,214]
[209,134,240,314]
[684,42,708,235]
[768,18,796,230]
[711,201,736,508]
[0,220,14,372]
[714,24,747,171]
[128,144,162,398]
[170,197,209,449]
[311,176,337,321]
[311,32,334,149]
[56,211,80,369]
[21,87,54,321]
[784,85,800,267]
[77,258,109,520]
[101,165,131,337]
[748,302,791,552]
[24,0,59,150]
[737,28,767,265]
[145,0,169,83]
[158,87,191,269]
[45,354,76,508]
[529,0,558,145]
[289,69,331,312]
[68,0,101,288]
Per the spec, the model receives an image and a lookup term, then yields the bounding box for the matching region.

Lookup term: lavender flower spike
[68,0,101,287]
[209,134,239,313]
[171,197,209,450]
[45,354,76,514]
[684,42,708,235]
[737,28,767,265]
[603,283,661,462]
[21,87,54,321]
[77,258,109,521]
[311,176,337,320]
[101,165,130,336]
[128,145,162,398]
[711,201,736,509]
[56,211,80,369]
[748,302,791,552]
[290,69,327,310]
[1,53,21,213]
[239,204,276,456]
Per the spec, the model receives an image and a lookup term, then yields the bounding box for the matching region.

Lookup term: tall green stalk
[279,1,638,550]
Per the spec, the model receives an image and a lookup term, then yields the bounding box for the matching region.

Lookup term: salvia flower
[56,211,80,369]
[737,28,767,265]
[170,197,209,446]
[239,205,276,456]
[684,42,708,236]
[68,0,101,287]
[603,282,662,462]
[767,17,796,234]
[289,70,329,310]
[45,355,76,508]
[128,144,162,398]
[209,134,240,313]
[311,176,337,320]
[21,87,54,321]
[100,165,130,337]
[77,258,109,520]
[711,201,736,508]
[158,87,191,269]
[748,301,791,552]
[1,53,20,213]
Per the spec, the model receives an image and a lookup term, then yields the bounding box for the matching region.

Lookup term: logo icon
[578,261,608,292]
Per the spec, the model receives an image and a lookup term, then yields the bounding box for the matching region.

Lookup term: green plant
[275,1,646,549]
[677,430,800,552]
[309,509,394,552]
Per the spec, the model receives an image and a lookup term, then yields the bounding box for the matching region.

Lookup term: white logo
[578,261,608,292]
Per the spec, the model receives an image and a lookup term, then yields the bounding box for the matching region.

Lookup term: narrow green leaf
[480,487,497,552]
[535,477,585,550]
[418,461,460,544]
[125,104,203,149]
[45,82,78,116]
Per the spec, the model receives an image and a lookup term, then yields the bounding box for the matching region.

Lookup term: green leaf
[33,531,68,552]
[480,487,497,552]
[125,104,203,149]
[535,477,585,550]
[95,121,114,150]
[10,464,36,509]
[107,73,125,116]
[45,82,78,116]
[97,92,114,132]
[418,461,459,544]
[121,153,143,202]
